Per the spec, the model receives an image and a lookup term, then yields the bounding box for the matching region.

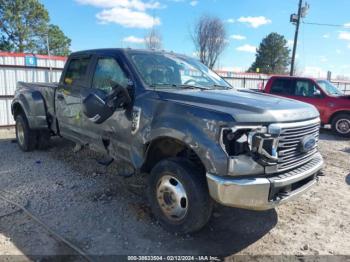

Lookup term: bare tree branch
[192,15,227,69]
[144,28,162,50]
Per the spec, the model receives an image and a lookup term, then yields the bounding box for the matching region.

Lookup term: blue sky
[40,0,350,78]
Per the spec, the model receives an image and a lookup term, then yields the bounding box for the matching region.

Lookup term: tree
[36,24,71,56]
[144,28,162,50]
[0,0,71,56]
[248,33,290,74]
[0,0,49,52]
[0,35,13,51]
[192,15,227,69]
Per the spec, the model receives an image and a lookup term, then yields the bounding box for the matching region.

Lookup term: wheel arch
[329,110,350,124]
[140,136,207,175]
[12,101,26,119]
[11,91,49,130]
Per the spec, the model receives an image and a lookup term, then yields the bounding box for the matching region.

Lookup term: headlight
[220,126,265,156]
[220,125,279,165]
[250,132,279,161]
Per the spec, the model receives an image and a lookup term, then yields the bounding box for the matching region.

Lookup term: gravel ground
[0,128,349,260]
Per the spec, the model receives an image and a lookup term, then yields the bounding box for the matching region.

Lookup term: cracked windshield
[129,52,232,90]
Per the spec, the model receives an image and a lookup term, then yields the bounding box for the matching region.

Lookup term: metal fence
[223,76,269,90]
[331,81,350,94]
[0,52,65,127]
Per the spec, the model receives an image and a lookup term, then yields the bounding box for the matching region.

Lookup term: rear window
[64,57,90,85]
[270,79,294,95]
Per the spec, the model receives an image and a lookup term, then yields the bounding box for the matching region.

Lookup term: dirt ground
[0,127,349,260]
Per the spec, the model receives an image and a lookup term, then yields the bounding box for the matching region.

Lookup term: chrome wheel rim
[17,120,25,146]
[336,119,350,134]
[156,174,188,221]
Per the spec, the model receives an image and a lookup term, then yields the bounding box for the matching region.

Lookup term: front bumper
[207,153,324,210]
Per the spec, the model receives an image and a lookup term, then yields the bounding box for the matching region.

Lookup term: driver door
[56,56,92,143]
[81,55,133,159]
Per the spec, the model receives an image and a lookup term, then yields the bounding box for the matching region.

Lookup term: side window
[64,58,90,85]
[294,80,318,97]
[92,57,128,94]
[270,79,294,95]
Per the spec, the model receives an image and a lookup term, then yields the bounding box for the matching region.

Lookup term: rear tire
[331,114,350,137]
[15,114,37,152]
[148,157,213,234]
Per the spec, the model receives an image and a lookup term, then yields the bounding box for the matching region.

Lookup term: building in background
[0,52,66,127]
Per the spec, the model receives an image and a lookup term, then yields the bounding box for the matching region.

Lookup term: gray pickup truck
[12,49,324,233]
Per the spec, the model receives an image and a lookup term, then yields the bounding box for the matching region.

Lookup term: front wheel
[148,158,213,234]
[332,114,350,137]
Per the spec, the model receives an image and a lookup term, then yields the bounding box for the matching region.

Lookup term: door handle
[57,94,65,101]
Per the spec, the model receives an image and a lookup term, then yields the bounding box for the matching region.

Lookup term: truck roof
[70,48,186,58]
[269,75,317,81]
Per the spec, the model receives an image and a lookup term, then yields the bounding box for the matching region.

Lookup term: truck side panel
[12,82,57,131]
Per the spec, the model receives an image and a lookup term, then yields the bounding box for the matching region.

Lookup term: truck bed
[17,82,58,120]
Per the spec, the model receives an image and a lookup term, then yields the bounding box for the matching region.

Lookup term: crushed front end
[207,118,324,210]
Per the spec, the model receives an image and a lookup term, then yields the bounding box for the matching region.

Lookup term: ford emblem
[300,135,316,153]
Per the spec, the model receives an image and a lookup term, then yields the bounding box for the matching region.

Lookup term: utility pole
[290,0,309,76]
[46,33,53,83]
[290,0,302,76]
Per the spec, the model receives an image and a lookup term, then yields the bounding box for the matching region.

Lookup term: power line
[303,21,350,29]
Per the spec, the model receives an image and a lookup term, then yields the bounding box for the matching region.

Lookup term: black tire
[15,113,37,152]
[331,114,350,137]
[148,157,213,234]
[36,130,51,150]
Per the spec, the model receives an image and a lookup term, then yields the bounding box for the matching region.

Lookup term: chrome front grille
[270,118,320,172]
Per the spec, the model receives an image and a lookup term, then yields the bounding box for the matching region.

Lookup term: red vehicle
[263,76,350,136]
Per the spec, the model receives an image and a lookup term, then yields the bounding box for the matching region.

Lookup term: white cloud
[76,0,162,11]
[237,16,271,28]
[123,36,145,44]
[76,0,162,28]
[322,34,330,38]
[96,7,160,28]
[287,40,294,47]
[319,56,328,62]
[344,22,350,28]
[236,44,256,53]
[338,31,350,41]
[230,34,246,40]
[189,1,198,6]
[226,18,235,23]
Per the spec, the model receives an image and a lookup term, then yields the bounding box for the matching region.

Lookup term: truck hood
[337,95,350,101]
[158,89,319,123]
[328,95,350,107]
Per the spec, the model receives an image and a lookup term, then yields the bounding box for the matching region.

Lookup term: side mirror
[106,85,132,109]
[82,92,115,124]
[313,89,322,98]
[82,85,132,124]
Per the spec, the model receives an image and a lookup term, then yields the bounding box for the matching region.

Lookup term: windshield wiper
[149,83,174,88]
[212,84,231,90]
[149,83,210,91]
[176,84,210,91]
